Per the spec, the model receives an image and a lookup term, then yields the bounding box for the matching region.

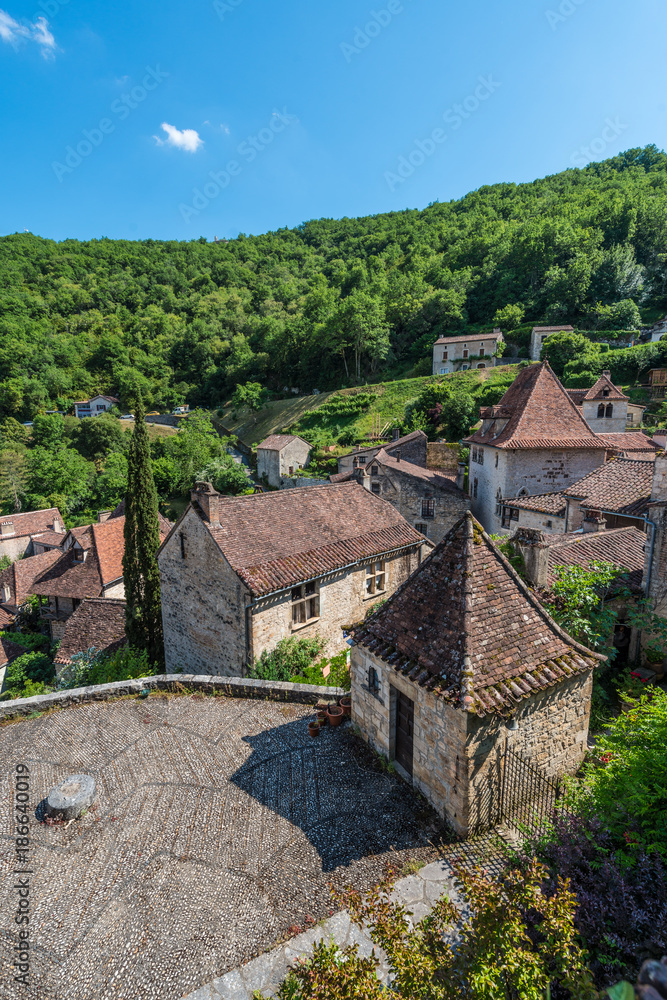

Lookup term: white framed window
[291,581,320,626]
[365,560,386,596]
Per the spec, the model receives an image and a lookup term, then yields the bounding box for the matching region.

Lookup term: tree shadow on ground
[229,716,451,874]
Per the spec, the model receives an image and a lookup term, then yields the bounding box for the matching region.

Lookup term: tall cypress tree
[123,396,164,667]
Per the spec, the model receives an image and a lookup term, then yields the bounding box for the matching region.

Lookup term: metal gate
[500,746,573,837]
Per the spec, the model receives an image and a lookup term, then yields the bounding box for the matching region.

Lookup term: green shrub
[292,650,351,691]
[2,650,55,700]
[56,645,157,690]
[251,636,327,682]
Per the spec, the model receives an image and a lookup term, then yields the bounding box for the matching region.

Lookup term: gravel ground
[0,693,451,1000]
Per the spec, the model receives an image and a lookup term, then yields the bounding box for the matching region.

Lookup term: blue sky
[1,0,665,242]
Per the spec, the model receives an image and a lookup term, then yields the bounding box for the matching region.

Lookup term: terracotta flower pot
[327,705,344,727]
[308,720,321,738]
[316,710,328,726]
[339,695,352,716]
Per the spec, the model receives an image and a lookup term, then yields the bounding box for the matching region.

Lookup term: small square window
[415,522,428,536]
[371,466,379,475]
[421,499,435,518]
[371,482,380,494]
[365,561,386,595]
[368,667,379,695]
[292,582,319,626]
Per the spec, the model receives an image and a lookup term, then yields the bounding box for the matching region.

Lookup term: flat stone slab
[45,773,96,820]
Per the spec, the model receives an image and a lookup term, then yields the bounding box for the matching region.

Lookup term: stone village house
[334,447,470,545]
[0,508,65,562]
[432,330,504,376]
[529,325,575,361]
[158,482,426,676]
[465,362,609,533]
[256,434,312,488]
[349,513,602,837]
[335,429,428,477]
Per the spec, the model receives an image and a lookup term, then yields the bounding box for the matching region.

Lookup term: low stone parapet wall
[145,414,189,428]
[0,674,345,721]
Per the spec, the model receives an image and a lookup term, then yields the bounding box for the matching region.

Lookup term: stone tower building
[464,362,608,533]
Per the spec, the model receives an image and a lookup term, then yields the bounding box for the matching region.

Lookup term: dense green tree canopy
[2,147,667,419]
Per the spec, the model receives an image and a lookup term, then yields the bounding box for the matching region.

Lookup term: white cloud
[220,123,230,135]
[154,122,203,153]
[0,9,56,57]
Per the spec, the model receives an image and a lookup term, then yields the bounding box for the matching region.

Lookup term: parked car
[120,414,133,420]
[146,411,160,416]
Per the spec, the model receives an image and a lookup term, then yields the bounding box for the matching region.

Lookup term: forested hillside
[2,145,667,420]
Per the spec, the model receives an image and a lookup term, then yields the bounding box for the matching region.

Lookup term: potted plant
[308,718,321,738]
[339,694,352,716]
[316,710,328,726]
[327,704,344,727]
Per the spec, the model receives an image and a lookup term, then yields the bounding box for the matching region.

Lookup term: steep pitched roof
[32,516,171,599]
[580,372,628,402]
[339,430,427,463]
[465,363,607,450]
[544,527,646,589]
[257,434,310,452]
[0,549,63,606]
[352,512,601,717]
[503,491,568,517]
[0,507,63,541]
[31,530,68,549]
[0,607,15,629]
[564,458,654,517]
[186,482,423,597]
[0,637,26,668]
[54,598,127,666]
[371,449,464,493]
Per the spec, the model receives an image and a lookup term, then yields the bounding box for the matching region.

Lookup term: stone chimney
[191,481,221,527]
[651,451,667,501]
[395,450,401,463]
[456,462,466,491]
[97,510,112,523]
[511,528,550,589]
[0,521,14,537]
[582,511,607,533]
[392,427,400,441]
[52,516,63,534]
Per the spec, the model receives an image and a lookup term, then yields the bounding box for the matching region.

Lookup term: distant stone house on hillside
[335,447,470,545]
[349,513,602,836]
[73,395,120,419]
[256,435,312,488]
[0,508,65,562]
[336,430,428,476]
[158,481,426,677]
[31,509,171,639]
[465,362,608,533]
[529,325,574,361]
[432,330,504,375]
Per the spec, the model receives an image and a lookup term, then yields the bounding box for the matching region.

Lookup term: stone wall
[279,476,330,490]
[469,446,606,533]
[352,644,593,837]
[0,535,31,562]
[581,400,627,434]
[258,439,312,488]
[145,414,189,428]
[426,443,459,472]
[0,673,345,722]
[338,433,428,474]
[159,508,250,676]
[501,505,566,535]
[251,548,420,662]
[362,466,469,545]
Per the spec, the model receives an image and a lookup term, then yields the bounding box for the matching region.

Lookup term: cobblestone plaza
[0,694,441,999]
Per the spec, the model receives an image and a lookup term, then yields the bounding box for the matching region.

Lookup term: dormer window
[602,388,610,397]
[2,584,10,603]
[73,547,85,562]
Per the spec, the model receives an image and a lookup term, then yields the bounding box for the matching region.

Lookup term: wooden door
[395,690,414,775]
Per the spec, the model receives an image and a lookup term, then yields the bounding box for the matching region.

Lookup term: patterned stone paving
[0,694,445,999]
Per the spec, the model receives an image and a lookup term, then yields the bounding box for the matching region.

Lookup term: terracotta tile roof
[54,598,127,665]
[564,458,654,517]
[194,482,424,597]
[0,550,63,606]
[0,507,63,540]
[545,527,646,589]
[565,389,588,405]
[465,363,607,451]
[580,372,628,402]
[339,430,427,463]
[351,512,601,718]
[596,432,659,455]
[433,332,503,346]
[0,637,26,667]
[0,607,15,629]
[31,530,68,549]
[329,470,354,483]
[503,492,568,516]
[372,450,464,493]
[32,516,171,600]
[532,325,575,333]
[257,434,310,452]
